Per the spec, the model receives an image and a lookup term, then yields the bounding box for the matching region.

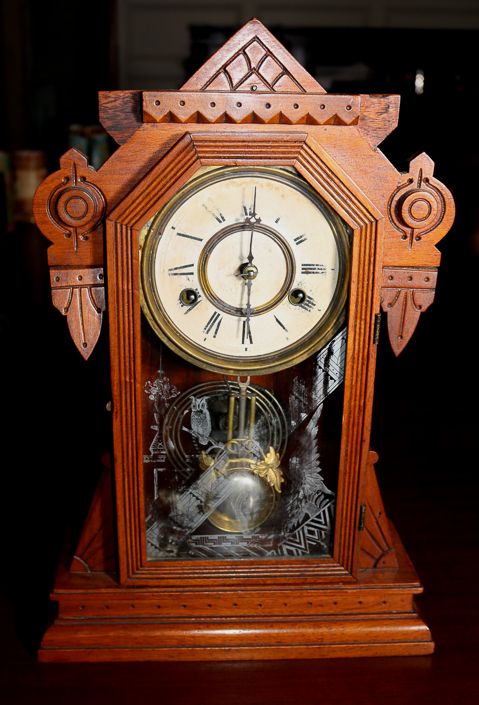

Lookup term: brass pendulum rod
[225,376,254,440]
[236,376,250,438]
[248,394,256,440]
[227,394,235,441]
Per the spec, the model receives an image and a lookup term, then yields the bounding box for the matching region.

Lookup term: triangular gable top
[181,18,325,94]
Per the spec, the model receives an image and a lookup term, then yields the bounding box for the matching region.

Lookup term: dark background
[0,2,478,703]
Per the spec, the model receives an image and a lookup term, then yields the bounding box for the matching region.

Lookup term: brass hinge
[358,504,366,531]
[373,312,381,345]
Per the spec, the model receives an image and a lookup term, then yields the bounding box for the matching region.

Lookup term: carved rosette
[46,149,106,252]
[388,153,452,251]
[51,267,106,359]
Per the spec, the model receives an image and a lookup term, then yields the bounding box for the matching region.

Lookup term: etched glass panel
[142,329,347,560]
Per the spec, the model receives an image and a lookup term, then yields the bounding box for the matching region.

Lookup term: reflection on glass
[143,328,346,560]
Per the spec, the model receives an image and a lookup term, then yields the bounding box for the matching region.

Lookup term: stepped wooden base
[39,525,433,662]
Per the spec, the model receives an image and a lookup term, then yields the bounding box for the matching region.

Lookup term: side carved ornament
[50,267,106,360]
[33,149,107,359]
[383,153,455,355]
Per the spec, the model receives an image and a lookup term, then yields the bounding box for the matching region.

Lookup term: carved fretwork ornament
[381,267,437,356]
[50,267,106,359]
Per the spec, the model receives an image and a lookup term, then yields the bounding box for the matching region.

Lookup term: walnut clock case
[33,20,454,662]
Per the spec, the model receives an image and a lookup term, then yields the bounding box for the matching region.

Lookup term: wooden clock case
[33,20,454,662]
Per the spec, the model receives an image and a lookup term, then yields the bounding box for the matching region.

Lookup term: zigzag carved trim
[143,93,360,126]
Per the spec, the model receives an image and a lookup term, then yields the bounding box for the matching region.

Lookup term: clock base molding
[39,526,433,662]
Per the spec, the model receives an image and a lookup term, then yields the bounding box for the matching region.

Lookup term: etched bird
[190,396,212,445]
[282,405,334,533]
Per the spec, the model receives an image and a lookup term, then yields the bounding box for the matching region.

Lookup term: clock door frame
[107,128,383,585]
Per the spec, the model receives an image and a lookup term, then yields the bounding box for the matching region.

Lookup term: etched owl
[190,396,212,445]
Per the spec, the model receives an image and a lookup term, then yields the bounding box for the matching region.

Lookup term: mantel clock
[34,20,454,661]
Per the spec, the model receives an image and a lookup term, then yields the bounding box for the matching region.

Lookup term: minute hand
[244,187,258,339]
[247,186,257,265]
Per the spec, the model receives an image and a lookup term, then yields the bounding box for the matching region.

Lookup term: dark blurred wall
[1,0,115,166]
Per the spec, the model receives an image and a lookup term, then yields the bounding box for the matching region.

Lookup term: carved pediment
[181,19,325,94]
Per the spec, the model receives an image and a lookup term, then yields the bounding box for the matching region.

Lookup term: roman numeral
[301,264,324,274]
[177,232,203,242]
[300,295,316,312]
[168,263,195,276]
[204,312,222,335]
[274,316,288,332]
[242,320,253,345]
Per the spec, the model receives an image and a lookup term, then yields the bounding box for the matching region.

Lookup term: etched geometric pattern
[202,37,306,93]
[314,328,347,405]
[186,497,334,559]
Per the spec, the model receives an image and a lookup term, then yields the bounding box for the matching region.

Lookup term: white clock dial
[141,167,350,375]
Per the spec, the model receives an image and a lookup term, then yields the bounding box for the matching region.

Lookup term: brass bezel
[197,222,296,317]
[140,166,351,376]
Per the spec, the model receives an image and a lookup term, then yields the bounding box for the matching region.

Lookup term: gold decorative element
[199,439,282,532]
[199,450,214,471]
[251,446,284,493]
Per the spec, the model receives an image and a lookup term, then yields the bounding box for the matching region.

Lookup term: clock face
[140,167,350,375]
